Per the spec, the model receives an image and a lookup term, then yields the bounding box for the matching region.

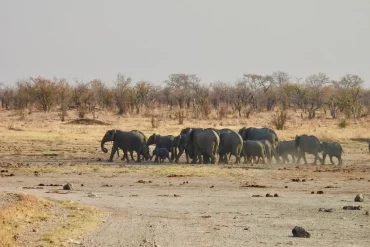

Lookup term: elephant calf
[242,140,266,164]
[320,141,343,165]
[276,140,297,164]
[150,148,171,163]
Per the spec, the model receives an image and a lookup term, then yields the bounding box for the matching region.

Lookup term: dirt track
[1,159,370,247]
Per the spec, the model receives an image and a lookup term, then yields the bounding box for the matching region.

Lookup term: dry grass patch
[0,193,103,247]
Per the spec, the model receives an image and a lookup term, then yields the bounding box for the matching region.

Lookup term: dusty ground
[0,110,370,246]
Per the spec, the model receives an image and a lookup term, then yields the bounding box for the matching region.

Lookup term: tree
[165,74,200,109]
[332,74,364,121]
[114,73,132,115]
[31,77,58,112]
[303,73,330,119]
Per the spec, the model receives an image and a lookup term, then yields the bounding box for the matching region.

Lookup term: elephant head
[147,133,158,146]
[238,127,249,140]
[142,144,150,161]
[101,130,117,153]
[318,141,328,152]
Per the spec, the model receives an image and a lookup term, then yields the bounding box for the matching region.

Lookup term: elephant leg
[322,153,326,165]
[339,155,343,165]
[261,156,266,165]
[130,151,135,161]
[291,154,296,163]
[223,153,229,165]
[302,153,308,165]
[135,150,142,162]
[109,143,119,162]
[329,155,334,165]
[296,151,302,164]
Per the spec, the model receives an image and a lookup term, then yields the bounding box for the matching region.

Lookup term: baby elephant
[320,141,343,165]
[150,148,171,163]
[243,140,267,164]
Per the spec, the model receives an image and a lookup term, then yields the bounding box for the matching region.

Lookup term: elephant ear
[110,130,116,141]
[152,133,157,143]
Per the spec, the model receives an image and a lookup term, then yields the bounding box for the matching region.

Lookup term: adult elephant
[101,129,149,162]
[147,133,176,162]
[186,128,219,164]
[176,128,203,163]
[206,128,233,136]
[174,134,187,163]
[295,135,322,165]
[238,127,279,162]
[120,130,148,161]
[218,131,243,164]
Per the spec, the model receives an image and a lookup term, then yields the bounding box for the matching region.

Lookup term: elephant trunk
[101,139,108,153]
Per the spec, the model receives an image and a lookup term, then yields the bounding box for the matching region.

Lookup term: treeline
[0,72,369,121]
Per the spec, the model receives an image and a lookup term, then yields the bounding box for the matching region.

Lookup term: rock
[274,193,279,197]
[365,211,369,216]
[210,185,214,188]
[354,194,365,202]
[285,186,288,188]
[343,205,362,210]
[266,193,273,197]
[319,208,333,212]
[316,191,324,194]
[63,183,73,190]
[292,226,310,238]
[311,191,315,194]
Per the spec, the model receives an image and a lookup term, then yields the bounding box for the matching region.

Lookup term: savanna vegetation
[0,72,369,126]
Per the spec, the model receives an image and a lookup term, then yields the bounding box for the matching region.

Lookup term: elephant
[119,130,148,161]
[295,135,322,165]
[101,129,149,162]
[319,141,343,165]
[174,134,187,163]
[276,140,297,164]
[238,127,279,162]
[150,148,171,163]
[176,128,204,163]
[218,131,243,164]
[206,128,233,136]
[147,133,175,162]
[261,140,274,164]
[242,140,266,164]
[186,128,219,164]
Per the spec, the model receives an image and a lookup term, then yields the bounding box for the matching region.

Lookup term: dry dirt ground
[1,110,370,247]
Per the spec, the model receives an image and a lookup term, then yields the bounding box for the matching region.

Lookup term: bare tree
[114,73,132,115]
[303,73,330,119]
[332,74,364,121]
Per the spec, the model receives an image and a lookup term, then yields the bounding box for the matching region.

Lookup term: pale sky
[1,0,369,87]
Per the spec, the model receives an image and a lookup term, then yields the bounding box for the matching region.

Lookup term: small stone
[354,194,365,202]
[32,229,37,232]
[274,193,279,197]
[243,227,249,230]
[285,186,288,188]
[292,226,310,238]
[302,179,306,182]
[316,191,324,194]
[365,211,369,216]
[311,191,315,194]
[210,185,214,188]
[63,183,73,190]
[266,193,273,197]
[81,184,84,186]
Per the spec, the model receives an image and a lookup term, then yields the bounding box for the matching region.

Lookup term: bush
[338,119,348,128]
[77,106,87,119]
[151,116,159,128]
[272,111,288,130]
[177,110,184,125]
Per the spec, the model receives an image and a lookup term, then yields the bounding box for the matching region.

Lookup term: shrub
[338,119,348,128]
[77,106,87,119]
[177,110,184,125]
[151,116,159,128]
[272,111,288,130]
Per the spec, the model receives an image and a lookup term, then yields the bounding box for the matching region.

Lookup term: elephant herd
[100,127,345,165]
